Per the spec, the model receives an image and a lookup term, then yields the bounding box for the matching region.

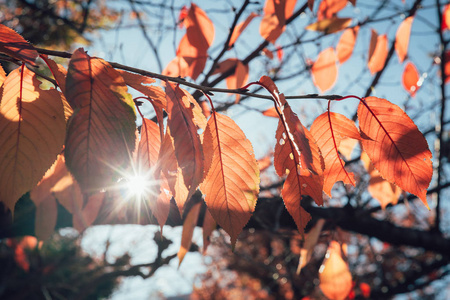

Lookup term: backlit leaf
[176,35,209,80]
[73,192,105,231]
[319,241,353,300]
[228,12,258,48]
[310,112,360,196]
[318,0,348,20]
[259,76,324,235]
[165,83,204,203]
[178,202,201,266]
[358,97,432,207]
[65,48,137,193]
[297,219,325,274]
[443,4,450,31]
[338,137,358,160]
[312,48,338,93]
[117,70,166,108]
[0,66,66,213]
[0,24,38,66]
[262,106,279,118]
[260,0,297,43]
[402,61,420,96]
[368,32,388,74]
[200,112,260,247]
[0,64,5,85]
[306,17,352,34]
[215,59,249,103]
[395,16,414,63]
[202,208,216,254]
[336,26,359,63]
[183,3,214,54]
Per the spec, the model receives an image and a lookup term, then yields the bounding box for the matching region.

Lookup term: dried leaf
[310,112,360,196]
[358,97,432,208]
[395,16,414,63]
[312,48,338,93]
[368,32,388,74]
[306,17,352,34]
[336,26,359,63]
[319,241,353,300]
[228,12,258,48]
[178,202,201,266]
[65,48,137,193]
[0,67,65,213]
[402,61,420,97]
[200,112,260,247]
[0,24,38,66]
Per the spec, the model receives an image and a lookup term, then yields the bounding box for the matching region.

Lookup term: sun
[121,167,159,202]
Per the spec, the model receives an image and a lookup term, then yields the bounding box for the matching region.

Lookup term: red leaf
[336,26,359,64]
[318,0,348,21]
[165,83,204,207]
[0,24,38,66]
[200,112,260,247]
[312,48,338,93]
[259,76,324,235]
[310,112,361,196]
[183,3,215,53]
[368,32,388,74]
[395,16,414,63]
[228,12,258,48]
[442,4,450,31]
[178,202,201,266]
[357,97,432,208]
[402,62,420,97]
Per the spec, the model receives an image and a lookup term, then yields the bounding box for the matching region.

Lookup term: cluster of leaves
[0,0,433,253]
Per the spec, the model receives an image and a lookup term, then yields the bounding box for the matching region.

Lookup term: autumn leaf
[165,83,204,204]
[336,26,359,63]
[297,219,325,274]
[65,48,137,193]
[0,24,38,66]
[202,208,216,254]
[262,106,279,118]
[310,112,360,196]
[259,76,324,235]
[319,241,353,300]
[306,17,352,34]
[162,56,190,78]
[228,12,258,48]
[117,70,167,108]
[338,137,358,160]
[260,0,297,43]
[402,61,420,96]
[357,97,432,207]
[178,202,201,266]
[200,112,260,247]
[214,59,249,103]
[0,66,66,213]
[0,64,5,85]
[395,16,414,63]
[183,3,214,54]
[442,4,450,31]
[311,48,338,93]
[368,31,388,74]
[318,0,348,21]
[73,192,105,231]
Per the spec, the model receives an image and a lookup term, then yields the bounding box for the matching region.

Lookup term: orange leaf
[214,59,249,102]
[176,34,209,80]
[336,26,359,63]
[260,0,297,43]
[306,17,352,34]
[312,48,338,93]
[117,70,166,108]
[262,106,279,118]
[162,56,190,78]
[165,84,204,201]
[184,3,215,53]
[358,97,432,208]
[368,29,378,60]
[368,32,388,74]
[0,24,38,66]
[395,16,414,63]
[65,48,137,192]
[0,66,66,214]
[153,174,172,232]
[228,12,258,48]
[319,241,353,300]
[73,192,105,231]
[310,112,360,196]
[318,0,348,21]
[0,64,5,86]
[338,137,358,160]
[178,202,201,266]
[202,208,216,254]
[41,55,67,93]
[259,76,324,235]
[297,218,325,274]
[443,4,450,31]
[200,112,260,247]
[402,61,420,96]
[276,45,284,61]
